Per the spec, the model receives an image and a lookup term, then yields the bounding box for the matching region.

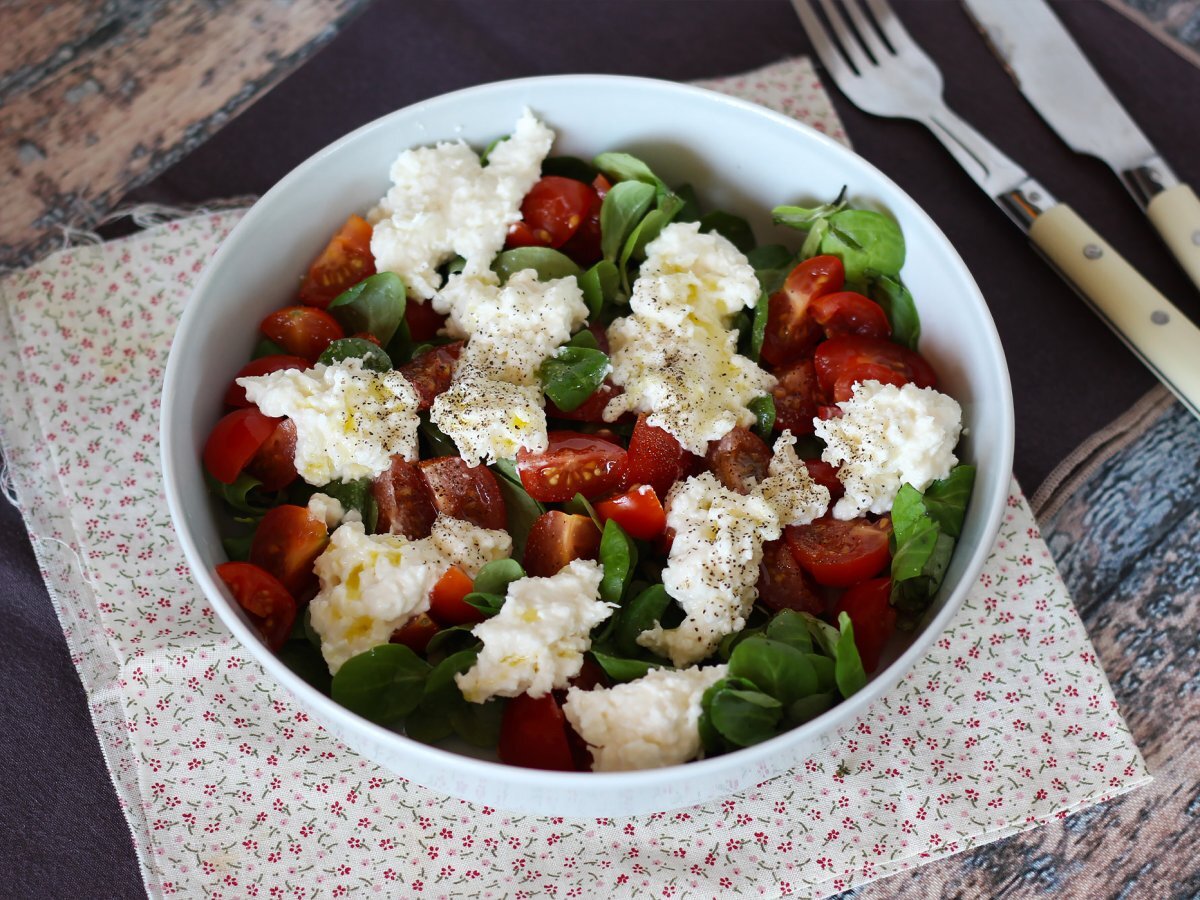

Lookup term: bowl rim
[161,72,1015,797]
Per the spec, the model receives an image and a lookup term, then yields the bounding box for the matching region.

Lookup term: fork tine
[838,0,893,63]
[790,0,861,86]
[814,0,875,75]
[863,0,922,59]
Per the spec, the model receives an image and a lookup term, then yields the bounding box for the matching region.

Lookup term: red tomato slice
[224,355,310,408]
[216,561,297,650]
[243,418,298,491]
[760,255,844,367]
[418,457,507,530]
[429,565,482,627]
[498,692,578,771]
[757,538,823,615]
[810,291,891,340]
[350,332,381,345]
[831,576,897,673]
[625,414,690,500]
[391,612,439,655]
[397,342,461,410]
[372,455,437,539]
[297,214,376,309]
[261,306,345,362]
[813,335,938,403]
[557,174,609,266]
[505,221,541,248]
[785,516,892,588]
[516,432,628,503]
[404,300,448,342]
[802,458,844,501]
[249,504,329,601]
[771,358,824,435]
[523,511,601,578]
[510,176,597,249]
[594,484,666,541]
[704,426,771,494]
[545,379,623,423]
[203,408,283,485]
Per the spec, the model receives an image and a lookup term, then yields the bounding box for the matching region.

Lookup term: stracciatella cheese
[239,357,421,486]
[309,517,511,674]
[368,108,553,300]
[814,380,963,519]
[455,559,614,703]
[639,431,830,667]
[306,493,361,530]
[603,222,773,455]
[562,664,728,771]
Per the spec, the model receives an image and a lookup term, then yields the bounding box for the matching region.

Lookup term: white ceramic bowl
[161,74,1013,816]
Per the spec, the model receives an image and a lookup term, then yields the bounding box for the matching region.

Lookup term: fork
[791,0,1200,421]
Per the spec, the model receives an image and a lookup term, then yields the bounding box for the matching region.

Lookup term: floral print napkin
[0,59,1148,899]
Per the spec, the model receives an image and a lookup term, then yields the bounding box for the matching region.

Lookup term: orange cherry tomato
[391,613,440,655]
[249,504,329,601]
[216,561,297,650]
[429,566,481,627]
[297,214,376,309]
[523,511,601,578]
[260,306,345,362]
[594,484,666,541]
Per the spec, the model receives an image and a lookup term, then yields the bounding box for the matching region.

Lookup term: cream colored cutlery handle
[1028,203,1200,417]
[1147,183,1200,292]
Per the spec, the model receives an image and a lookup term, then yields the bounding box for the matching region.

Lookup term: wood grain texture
[0,0,371,267]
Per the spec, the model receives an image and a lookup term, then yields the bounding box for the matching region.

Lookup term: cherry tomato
[215,561,297,650]
[704,426,771,494]
[523,511,601,578]
[813,335,938,403]
[545,379,623,423]
[771,358,824,435]
[372,455,437,539]
[760,255,844,367]
[243,418,299,491]
[429,565,482,627]
[802,458,844,501]
[404,300,448,342]
[516,432,628,503]
[594,484,666,540]
[397,342,461,410]
[350,332,381,345]
[261,306,345,362]
[785,516,892,588]
[224,354,310,408]
[757,538,823,615]
[810,291,891,340]
[203,407,283,484]
[625,414,690,500]
[418,457,507,530]
[557,174,610,266]
[509,176,598,249]
[498,692,578,771]
[297,214,376,309]
[831,576,897,673]
[249,504,328,600]
[391,612,439,655]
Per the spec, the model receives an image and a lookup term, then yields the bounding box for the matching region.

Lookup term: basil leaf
[578,260,620,320]
[788,690,837,725]
[331,644,430,724]
[600,181,656,263]
[327,272,407,347]
[728,636,819,707]
[489,462,545,560]
[278,640,332,695]
[922,465,975,539]
[472,558,526,597]
[833,611,868,698]
[867,273,921,350]
[820,209,905,282]
[589,649,662,684]
[541,155,596,182]
[763,609,814,652]
[253,337,286,359]
[593,151,663,189]
[598,519,638,605]
[748,395,776,440]
[705,680,782,748]
[318,337,392,372]
[540,346,610,412]
[492,246,582,284]
[699,210,756,254]
[613,583,672,657]
[463,591,506,618]
[567,329,600,352]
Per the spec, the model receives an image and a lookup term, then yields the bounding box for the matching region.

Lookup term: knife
[963,0,1200,293]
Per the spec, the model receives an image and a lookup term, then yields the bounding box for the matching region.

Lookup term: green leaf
[800,217,831,259]
[424,625,479,661]
[449,697,506,748]
[787,690,837,725]
[222,534,254,562]
[207,470,276,517]
[727,636,819,707]
[598,519,637,605]
[492,246,583,284]
[480,134,508,165]
[705,680,782,747]
[748,395,776,440]
[833,611,868,698]
[600,180,656,263]
[589,649,663,683]
[489,461,545,560]
[673,183,702,223]
[318,337,392,372]
[472,558,526,596]
[867,274,921,350]
[331,644,430,724]
[404,705,454,744]
[463,591,506,617]
[384,315,414,364]
[807,654,836,694]
[771,197,847,230]
[541,155,597,182]
[314,478,378,534]
[593,151,663,189]
[922,465,975,538]
[417,648,493,745]
[419,414,458,458]
[578,260,620,320]
[566,328,601,351]
[562,491,603,531]
[889,476,962,625]
[327,272,407,347]
[699,210,756,253]
[540,346,610,412]
[278,640,332,695]
[613,583,672,657]
[746,243,794,272]
[820,209,905,282]
[764,610,815,652]
[718,623,763,662]
[253,337,286,359]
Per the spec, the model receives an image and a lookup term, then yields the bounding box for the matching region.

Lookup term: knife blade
[963,0,1200,293]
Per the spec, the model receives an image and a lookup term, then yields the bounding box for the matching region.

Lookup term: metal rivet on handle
[1083,244,1103,260]
[1151,310,1170,325]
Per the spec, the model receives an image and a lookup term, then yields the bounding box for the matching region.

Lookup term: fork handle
[1029,203,1200,418]
[1146,183,1200,294]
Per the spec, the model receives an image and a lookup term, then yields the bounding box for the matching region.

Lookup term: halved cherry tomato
[404,300,448,342]
[397,342,461,410]
[261,306,345,362]
[813,335,938,403]
[785,516,892,588]
[831,576,897,673]
[243,418,299,491]
[203,407,283,484]
[705,426,771,494]
[249,504,328,600]
[557,174,610,266]
[224,355,310,408]
[419,457,507,530]
[771,358,824,435]
[594,484,666,540]
[297,214,375,309]
[508,176,597,249]
[625,414,690,500]
[391,612,439,655]
[545,379,623,423]
[802,458,844,501]
[760,255,844,367]
[498,692,578,771]
[516,432,628,503]
[523,511,601,578]
[810,291,891,340]
[372,455,437,539]
[757,538,823,615]
[429,565,482,627]
[216,561,297,650]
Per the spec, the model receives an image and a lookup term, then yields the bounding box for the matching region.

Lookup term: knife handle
[1146,184,1200,293]
[1028,203,1200,418]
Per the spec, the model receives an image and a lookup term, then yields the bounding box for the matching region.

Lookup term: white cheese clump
[309,517,511,674]
[814,380,963,520]
[639,432,830,667]
[603,222,773,455]
[429,269,588,464]
[455,559,615,703]
[306,493,361,529]
[240,357,421,486]
[562,664,728,771]
[368,108,554,299]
